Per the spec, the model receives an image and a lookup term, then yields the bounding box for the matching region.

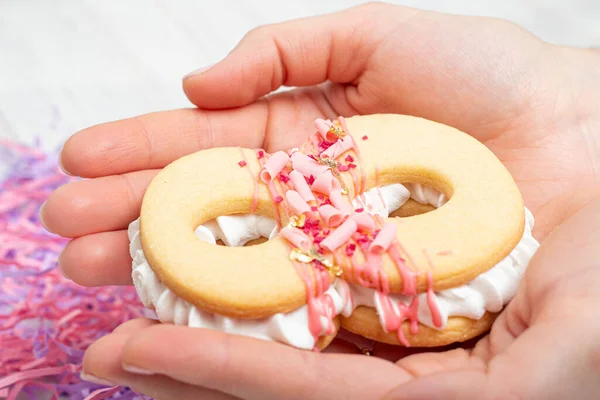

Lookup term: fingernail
[183,64,213,80]
[58,251,70,280]
[38,201,49,231]
[80,372,114,386]
[58,151,72,176]
[122,364,155,375]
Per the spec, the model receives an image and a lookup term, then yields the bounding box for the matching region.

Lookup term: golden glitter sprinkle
[329,124,346,138]
[314,156,349,195]
[290,248,343,277]
[288,214,306,228]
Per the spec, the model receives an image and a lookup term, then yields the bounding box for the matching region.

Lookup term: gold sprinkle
[289,247,342,276]
[314,156,349,195]
[288,214,306,228]
[290,249,315,264]
[329,125,345,138]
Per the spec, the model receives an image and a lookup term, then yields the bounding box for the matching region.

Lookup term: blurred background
[0,0,599,151]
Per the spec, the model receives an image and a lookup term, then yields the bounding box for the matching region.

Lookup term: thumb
[181,3,397,109]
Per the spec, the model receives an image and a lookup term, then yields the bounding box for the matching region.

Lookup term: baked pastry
[128,114,539,350]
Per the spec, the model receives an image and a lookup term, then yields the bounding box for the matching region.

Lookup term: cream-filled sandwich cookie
[129,114,539,350]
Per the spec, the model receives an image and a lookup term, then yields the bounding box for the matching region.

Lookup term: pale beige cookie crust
[139,114,524,319]
[341,306,497,347]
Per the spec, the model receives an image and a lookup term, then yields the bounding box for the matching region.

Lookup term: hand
[81,198,600,400]
[41,3,600,399]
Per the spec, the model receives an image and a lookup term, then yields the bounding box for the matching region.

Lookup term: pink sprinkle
[274,196,283,203]
[311,206,318,212]
[345,243,356,257]
[238,160,247,167]
[308,154,317,161]
[355,208,364,213]
[318,141,334,150]
[307,175,316,185]
[323,229,330,235]
[321,198,332,206]
[313,235,324,244]
[348,163,357,169]
[345,155,354,162]
[257,150,265,159]
[362,135,368,140]
[279,174,291,183]
[338,165,349,172]
[306,218,320,227]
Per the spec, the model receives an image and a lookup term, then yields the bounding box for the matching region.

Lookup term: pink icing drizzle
[426,272,443,329]
[240,117,439,348]
[292,261,333,349]
[239,148,258,213]
[376,292,420,346]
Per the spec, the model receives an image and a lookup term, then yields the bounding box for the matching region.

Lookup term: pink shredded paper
[0,139,151,399]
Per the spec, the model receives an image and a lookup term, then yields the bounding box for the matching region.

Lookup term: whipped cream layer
[129,183,538,348]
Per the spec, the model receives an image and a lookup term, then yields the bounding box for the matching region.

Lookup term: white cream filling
[129,183,538,347]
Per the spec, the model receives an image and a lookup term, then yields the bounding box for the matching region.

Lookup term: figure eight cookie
[128,114,539,350]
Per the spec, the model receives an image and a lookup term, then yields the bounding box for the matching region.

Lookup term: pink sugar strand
[0,139,152,399]
[84,386,121,400]
[0,365,78,389]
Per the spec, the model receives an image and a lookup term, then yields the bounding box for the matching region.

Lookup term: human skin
[41,3,600,399]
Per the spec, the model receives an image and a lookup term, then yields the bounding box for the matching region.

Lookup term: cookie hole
[194,213,277,248]
[390,198,436,218]
[390,183,447,218]
[215,237,269,247]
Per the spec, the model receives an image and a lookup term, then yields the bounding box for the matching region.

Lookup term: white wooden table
[1,0,599,152]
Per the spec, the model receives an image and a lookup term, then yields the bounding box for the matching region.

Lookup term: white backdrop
[1,0,599,152]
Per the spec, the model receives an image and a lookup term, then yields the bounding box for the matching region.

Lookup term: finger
[121,324,414,400]
[59,230,132,286]
[42,170,157,237]
[111,318,158,335]
[182,3,391,108]
[61,105,267,178]
[184,3,552,141]
[61,88,336,178]
[83,331,237,400]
